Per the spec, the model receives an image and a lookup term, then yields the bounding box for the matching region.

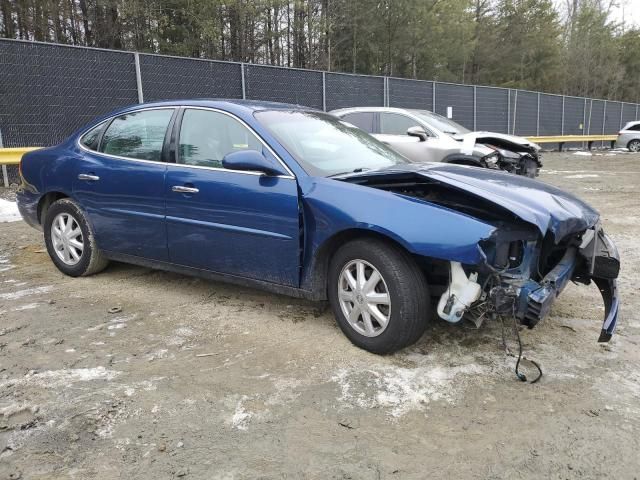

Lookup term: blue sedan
[16,100,619,354]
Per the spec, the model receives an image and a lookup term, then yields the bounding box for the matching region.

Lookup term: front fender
[301,177,496,267]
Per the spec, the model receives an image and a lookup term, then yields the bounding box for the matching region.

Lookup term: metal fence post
[432,82,436,112]
[507,89,511,135]
[240,63,247,100]
[134,52,144,104]
[587,99,593,135]
[619,103,624,130]
[602,100,607,147]
[511,90,518,135]
[383,77,388,107]
[636,104,639,121]
[536,92,540,136]
[322,72,327,111]
[561,96,565,135]
[0,129,8,188]
[473,86,477,131]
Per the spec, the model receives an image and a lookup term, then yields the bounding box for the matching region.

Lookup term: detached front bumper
[492,227,620,342]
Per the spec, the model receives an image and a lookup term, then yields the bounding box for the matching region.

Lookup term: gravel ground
[0,151,639,479]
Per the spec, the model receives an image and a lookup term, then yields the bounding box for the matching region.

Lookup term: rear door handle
[172,185,199,194]
[78,173,100,181]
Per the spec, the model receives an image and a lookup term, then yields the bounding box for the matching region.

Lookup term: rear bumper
[15,187,41,230]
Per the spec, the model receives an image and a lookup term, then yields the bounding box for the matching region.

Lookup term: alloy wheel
[338,259,391,337]
[50,213,84,266]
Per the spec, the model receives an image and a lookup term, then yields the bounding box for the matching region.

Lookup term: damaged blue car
[16,100,620,354]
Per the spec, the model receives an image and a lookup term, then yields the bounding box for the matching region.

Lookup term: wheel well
[37,192,68,225]
[307,229,442,301]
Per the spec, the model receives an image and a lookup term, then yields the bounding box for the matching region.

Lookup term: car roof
[330,106,415,115]
[115,98,320,115]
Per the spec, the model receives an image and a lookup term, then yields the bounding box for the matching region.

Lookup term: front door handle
[78,173,100,181]
[172,185,199,194]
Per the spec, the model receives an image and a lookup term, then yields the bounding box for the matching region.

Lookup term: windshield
[254,110,408,177]
[411,110,471,135]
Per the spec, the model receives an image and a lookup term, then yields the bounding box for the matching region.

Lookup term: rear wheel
[328,238,429,354]
[43,198,109,277]
[628,139,640,152]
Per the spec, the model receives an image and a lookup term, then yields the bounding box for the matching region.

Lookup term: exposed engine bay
[342,171,620,343]
[475,136,542,178]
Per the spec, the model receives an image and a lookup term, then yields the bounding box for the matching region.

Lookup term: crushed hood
[339,163,599,240]
[454,131,541,151]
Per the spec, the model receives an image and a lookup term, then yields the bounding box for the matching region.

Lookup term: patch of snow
[0,199,21,223]
[0,367,120,389]
[565,174,599,179]
[332,360,487,418]
[12,303,39,311]
[572,151,593,156]
[0,285,53,301]
[231,396,252,430]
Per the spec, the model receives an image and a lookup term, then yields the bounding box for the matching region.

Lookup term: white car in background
[615,121,640,152]
[331,107,542,177]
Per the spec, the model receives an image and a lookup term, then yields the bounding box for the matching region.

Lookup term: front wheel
[628,139,640,152]
[43,198,109,277]
[328,238,430,354]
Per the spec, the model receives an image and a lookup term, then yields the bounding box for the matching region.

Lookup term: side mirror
[407,126,429,142]
[222,150,287,176]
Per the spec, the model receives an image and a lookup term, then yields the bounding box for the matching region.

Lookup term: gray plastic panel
[588,100,605,134]
[604,101,622,134]
[434,83,474,130]
[0,40,137,147]
[325,73,384,111]
[621,103,637,128]
[139,54,242,101]
[388,78,433,110]
[509,90,537,136]
[475,87,509,133]
[245,65,323,109]
[539,94,563,136]
[563,97,586,135]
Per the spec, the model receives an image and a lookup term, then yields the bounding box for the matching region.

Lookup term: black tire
[628,139,640,152]
[521,158,538,178]
[43,198,109,277]
[327,238,430,354]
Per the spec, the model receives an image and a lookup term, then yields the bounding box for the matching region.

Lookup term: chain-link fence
[1,37,639,155]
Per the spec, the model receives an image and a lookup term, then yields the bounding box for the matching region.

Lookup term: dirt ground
[0,151,639,479]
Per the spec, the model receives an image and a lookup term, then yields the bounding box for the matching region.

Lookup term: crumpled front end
[438,223,620,342]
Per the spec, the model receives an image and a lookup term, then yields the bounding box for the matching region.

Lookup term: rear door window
[627,123,640,132]
[100,109,174,161]
[379,113,421,136]
[80,121,107,150]
[340,112,375,133]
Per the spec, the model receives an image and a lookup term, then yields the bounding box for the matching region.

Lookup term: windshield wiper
[328,167,371,178]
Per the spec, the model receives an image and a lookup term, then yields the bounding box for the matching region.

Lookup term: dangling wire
[500,315,543,384]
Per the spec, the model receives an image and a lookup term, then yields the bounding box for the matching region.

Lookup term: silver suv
[330,107,542,177]
[615,121,640,152]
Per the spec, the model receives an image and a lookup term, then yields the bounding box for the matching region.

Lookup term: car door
[376,112,446,162]
[164,107,301,287]
[73,107,176,261]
